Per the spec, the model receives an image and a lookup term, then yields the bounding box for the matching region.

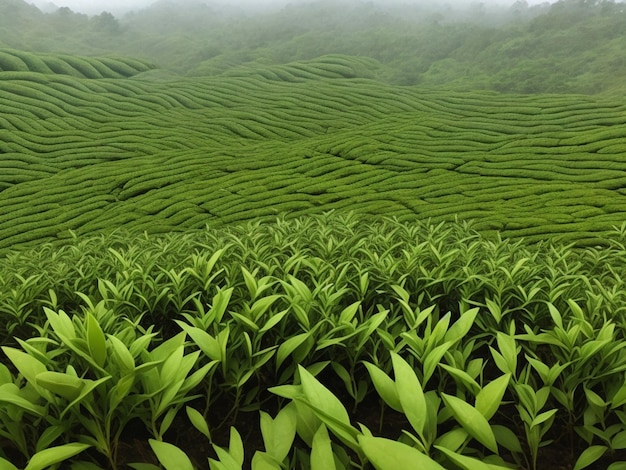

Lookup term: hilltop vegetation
[1,0,626,93]
[2,52,626,252]
[2,1,626,469]
[2,0,626,252]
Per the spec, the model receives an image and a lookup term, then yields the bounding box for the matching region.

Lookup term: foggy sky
[28,0,557,16]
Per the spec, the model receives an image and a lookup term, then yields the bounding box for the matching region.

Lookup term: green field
[3,1,626,469]
[1,52,626,252]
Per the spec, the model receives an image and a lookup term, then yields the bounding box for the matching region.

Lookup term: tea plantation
[2,51,626,253]
[2,6,626,468]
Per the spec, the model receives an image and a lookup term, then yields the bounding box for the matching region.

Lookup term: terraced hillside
[1,53,626,252]
[0,49,153,78]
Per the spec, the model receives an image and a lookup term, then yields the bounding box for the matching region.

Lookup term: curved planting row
[1,54,626,251]
[0,48,153,78]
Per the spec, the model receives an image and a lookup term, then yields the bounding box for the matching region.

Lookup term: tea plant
[0,214,626,468]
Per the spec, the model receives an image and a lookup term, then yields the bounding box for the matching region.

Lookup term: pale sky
[28,0,557,16]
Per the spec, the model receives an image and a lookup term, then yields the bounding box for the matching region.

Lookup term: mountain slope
[1,54,626,251]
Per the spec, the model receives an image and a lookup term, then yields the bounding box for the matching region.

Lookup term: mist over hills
[4,3,626,470]
[2,0,626,252]
[0,0,624,93]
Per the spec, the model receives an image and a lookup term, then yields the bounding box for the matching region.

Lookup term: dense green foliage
[2,0,626,468]
[0,48,153,77]
[1,51,626,252]
[1,0,626,93]
[1,213,626,468]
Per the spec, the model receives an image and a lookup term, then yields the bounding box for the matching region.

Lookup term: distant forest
[1,0,625,94]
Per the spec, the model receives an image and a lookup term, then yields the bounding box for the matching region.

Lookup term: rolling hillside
[4,4,626,469]
[1,52,626,252]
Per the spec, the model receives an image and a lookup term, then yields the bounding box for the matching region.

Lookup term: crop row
[0,48,153,78]
[2,55,626,250]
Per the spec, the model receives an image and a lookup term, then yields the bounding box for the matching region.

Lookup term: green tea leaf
[2,346,47,391]
[159,407,179,438]
[36,371,84,401]
[259,309,290,334]
[435,445,509,469]
[299,365,351,428]
[339,301,361,324]
[358,436,446,470]
[35,425,65,453]
[249,295,282,322]
[86,312,106,368]
[391,352,427,437]
[530,409,558,428]
[423,341,452,385]
[611,383,626,408]
[492,425,523,453]
[128,464,161,470]
[186,406,211,440]
[364,362,402,412]
[229,426,244,466]
[0,383,45,415]
[298,365,359,449]
[441,393,498,453]
[276,332,311,370]
[251,452,281,470]
[0,457,19,470]
[548,303,563,330]
[475,374,510,421]
[584,387,607,409]
[61,376,111,420]
[159,345,184,385]
[108,334,135,372]
[434,428,468,452]
[439,364,481,396]
[150,332,186,363]
[230,312,260,331]
[211,287,234,324]
[260,404,297,463]
[495,333,517,376]
[25,443,91,470]
[149,439,194,470]
[176,321,222,361]
[612,431,626,450]
[212,444,242,470]
[44,307,75,340]
[485,299,502,324]
[108,373,135,413]
[573,446,607,470]
[444,307,479,344]
[241,267,258,299]
[311,425,336,470]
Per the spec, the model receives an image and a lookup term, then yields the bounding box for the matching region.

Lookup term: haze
[29,0,556,16]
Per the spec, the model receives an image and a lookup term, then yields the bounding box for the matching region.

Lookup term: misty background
[27,0,559,16]
[1,0,625,94]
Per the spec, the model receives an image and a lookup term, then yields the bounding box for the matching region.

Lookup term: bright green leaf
[186,406,211,440]
[25,443,91,470]
[311,425,336,470]
[359,436,446,470]
[442,393,498,453]
[86,312,106,368]
[391,352,427,437]
[364,362,402,412]
[475,374,510,421]
[149,439,195,470]
[435,445,496,470]
[573,446,607,470]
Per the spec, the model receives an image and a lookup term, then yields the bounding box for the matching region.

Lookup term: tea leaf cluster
[1,213,626,468]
